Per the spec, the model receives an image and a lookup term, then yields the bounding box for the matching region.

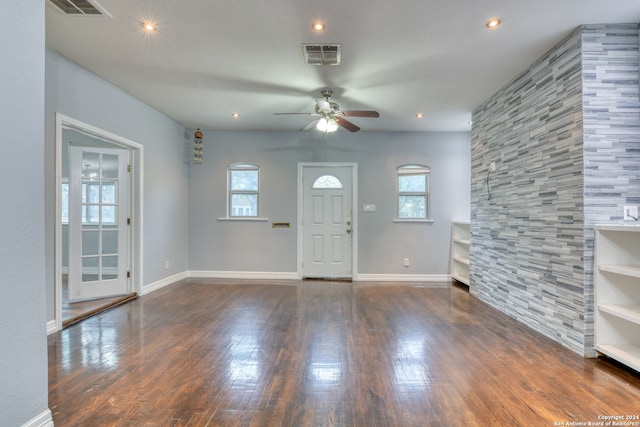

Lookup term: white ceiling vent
[47,0,111,17]
[302,44,341,65]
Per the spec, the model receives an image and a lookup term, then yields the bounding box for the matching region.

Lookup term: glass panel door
[68,146,129,301]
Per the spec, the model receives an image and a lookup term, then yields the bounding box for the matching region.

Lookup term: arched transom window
[312,174,343,189]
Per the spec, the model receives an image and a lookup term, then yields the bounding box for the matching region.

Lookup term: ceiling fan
[274,89,380,132]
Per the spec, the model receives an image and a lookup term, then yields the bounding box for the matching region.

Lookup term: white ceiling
[46,0,640,133]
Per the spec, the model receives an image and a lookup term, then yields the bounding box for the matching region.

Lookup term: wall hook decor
[194,128,204,163]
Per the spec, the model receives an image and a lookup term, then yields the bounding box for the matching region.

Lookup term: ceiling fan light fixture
[317,117,338,132]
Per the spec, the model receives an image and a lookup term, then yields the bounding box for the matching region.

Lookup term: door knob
[346,228,351,234]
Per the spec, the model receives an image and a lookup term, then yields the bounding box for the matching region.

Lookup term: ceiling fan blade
[301,118,320,131]
[335,116,360,132]
[273,112,319,116]
[341,110,380,118]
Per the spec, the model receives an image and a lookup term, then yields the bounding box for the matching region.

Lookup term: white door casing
[299,164,356,279]
[68,145,130,301]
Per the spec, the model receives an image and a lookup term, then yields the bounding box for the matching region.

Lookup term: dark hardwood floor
[48,279,640,426]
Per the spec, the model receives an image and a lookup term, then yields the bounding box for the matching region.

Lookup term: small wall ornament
[194,128,204,163]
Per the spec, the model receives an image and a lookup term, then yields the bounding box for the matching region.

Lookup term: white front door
[68,146,130,301]
[301,165,354,278]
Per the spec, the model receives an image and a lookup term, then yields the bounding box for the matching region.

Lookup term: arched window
[312,174,343,189]
[397,164,430,219]
[228,163,259,217]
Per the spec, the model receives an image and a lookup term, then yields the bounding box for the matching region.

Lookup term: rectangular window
[228,163,259,217]
[397,165,430,219]
[62,181,117,225]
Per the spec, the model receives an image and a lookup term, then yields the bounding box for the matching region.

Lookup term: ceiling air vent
[47,0,111,17]
[302,44,341,65]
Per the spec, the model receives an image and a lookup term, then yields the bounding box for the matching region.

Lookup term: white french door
[68,146,130,301]
[301,165,354,278]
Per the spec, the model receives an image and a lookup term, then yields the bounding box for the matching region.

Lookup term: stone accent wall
[581,23,640,353]
[471,28,586,355]
[471,24,640,356]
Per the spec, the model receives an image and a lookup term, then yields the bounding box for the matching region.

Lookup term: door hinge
[127,164,131,172]
[127,271,131,278]
[127,218,131,225]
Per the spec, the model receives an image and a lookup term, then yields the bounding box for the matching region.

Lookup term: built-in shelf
[598,304,640,325]
[595,225,640,373]
[598,264,640,279]
[451,221,470,286]
[452,255,469,266]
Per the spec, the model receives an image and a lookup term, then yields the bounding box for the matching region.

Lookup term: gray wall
[470,24,640,356]
[45,49,190,321]
[0,0,51,425]
[188,130,470,275]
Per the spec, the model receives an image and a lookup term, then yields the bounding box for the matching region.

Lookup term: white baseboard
[46,320,58,335]
[21,409,53,427]
[188,270,298,280]
[136,271,452,297]
[141,271,189,295]
[355,274,451,286]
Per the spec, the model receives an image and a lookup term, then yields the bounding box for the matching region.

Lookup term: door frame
[297,162,358,279]
[54,113,144,331]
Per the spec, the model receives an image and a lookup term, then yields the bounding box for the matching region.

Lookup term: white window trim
[396,164,431,221]
[221,162,267,221]
[393,218,435,223]
[217,217,269,222]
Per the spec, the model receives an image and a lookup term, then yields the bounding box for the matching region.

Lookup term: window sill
[217,217,269,222]
[393,218,434,224]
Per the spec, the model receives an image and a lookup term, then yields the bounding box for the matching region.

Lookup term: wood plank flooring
[48,279,640,426]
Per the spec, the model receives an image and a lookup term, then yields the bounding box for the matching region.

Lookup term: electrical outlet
[403,258,410,267]
[489,161,496,172]
[624,206,638,221]
[165,260,170,270]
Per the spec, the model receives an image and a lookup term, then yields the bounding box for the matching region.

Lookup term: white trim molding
[21,409,53,427]
[137,271,452,296]
[46,320,58,335]
[141,271,189,295]
[188,270,298,280]
[54,113,144,331]
[355,274,451,286]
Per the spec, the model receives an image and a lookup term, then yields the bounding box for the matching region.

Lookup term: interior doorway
[55,114,143,330]
[298,163,357,279]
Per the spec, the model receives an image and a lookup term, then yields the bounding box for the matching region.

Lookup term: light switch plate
[363,204,376,212]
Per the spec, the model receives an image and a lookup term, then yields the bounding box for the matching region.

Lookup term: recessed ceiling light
[231,112,240,118]
[141,21,156,32]
[485,18,501,29]
[312,22,326,31]
[416,113,424,119]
